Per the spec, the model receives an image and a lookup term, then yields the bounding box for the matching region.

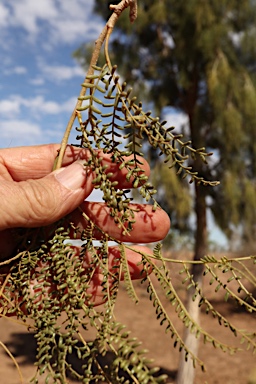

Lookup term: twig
[0,340,24,383]
[54,0,138,169]
[109,0,138,25]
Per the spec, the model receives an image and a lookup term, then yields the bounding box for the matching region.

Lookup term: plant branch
[54,0,138,169]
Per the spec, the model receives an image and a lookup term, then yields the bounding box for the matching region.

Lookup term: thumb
[0,160,93,230]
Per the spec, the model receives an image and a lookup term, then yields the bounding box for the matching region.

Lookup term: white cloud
[38,60,85,82]
[28,96,76,115]
[0,3,10,27]
[45,0,103,45]
[0,98,21,115]
[3,66,27,75]
[33,95,77,115]
[48,4,102,45]
[29,77,45,86]
[6,0,58,35]
[163,107,189,131]
[0,95,77,117]
[0,119,42,146]
[0,118,67,147]
[1,0,103,46]
[13,66,27,74]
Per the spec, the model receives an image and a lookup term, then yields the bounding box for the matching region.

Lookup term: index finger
[0,144,150,188]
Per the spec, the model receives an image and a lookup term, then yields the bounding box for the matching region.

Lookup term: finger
[70,202,170,243]
[0,160,94,230]
[83,245,153,306]
[0,144,61,181]
[0,144,150,188]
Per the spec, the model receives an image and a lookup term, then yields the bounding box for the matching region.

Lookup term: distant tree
[75,1,256,383]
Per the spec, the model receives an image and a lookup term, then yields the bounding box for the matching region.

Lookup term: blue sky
[0,0,104,147]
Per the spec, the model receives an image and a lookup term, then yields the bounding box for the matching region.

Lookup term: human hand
[0,144,170,309]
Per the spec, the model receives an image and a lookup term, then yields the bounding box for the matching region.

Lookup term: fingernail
[55,161,87,190]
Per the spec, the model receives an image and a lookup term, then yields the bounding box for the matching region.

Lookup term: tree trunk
[176,182,207,384]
